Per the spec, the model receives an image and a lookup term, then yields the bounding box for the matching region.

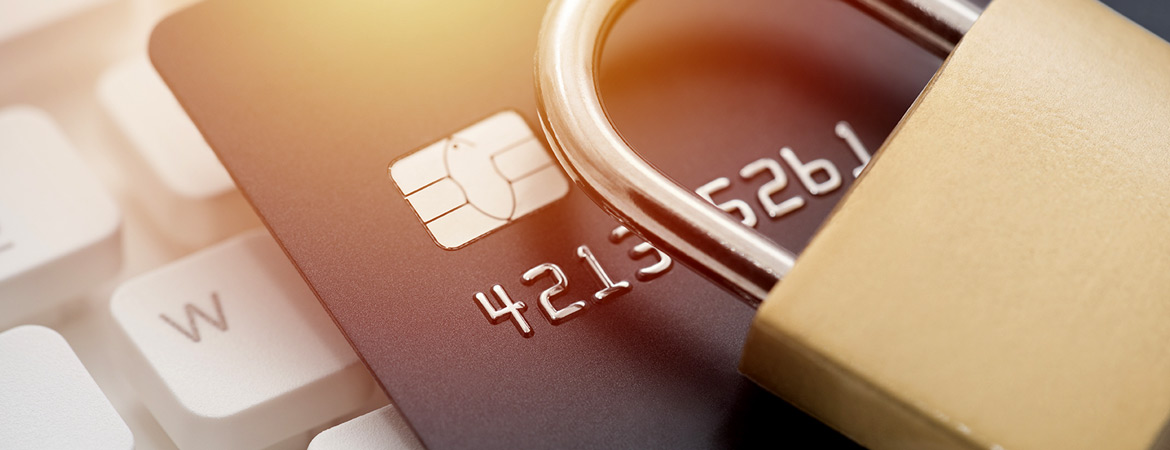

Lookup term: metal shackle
[535,0,981,307]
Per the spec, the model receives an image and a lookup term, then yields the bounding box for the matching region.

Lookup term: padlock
[536,0,1170,448]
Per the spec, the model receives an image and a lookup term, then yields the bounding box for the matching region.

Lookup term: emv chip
[389,111,569,249]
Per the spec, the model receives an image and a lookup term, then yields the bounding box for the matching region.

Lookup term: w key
[109,230,375,450]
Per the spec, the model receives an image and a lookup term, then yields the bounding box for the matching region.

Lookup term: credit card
[149,0,938,447]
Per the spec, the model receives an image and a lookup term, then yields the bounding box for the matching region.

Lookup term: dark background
[1102,0,1170,39]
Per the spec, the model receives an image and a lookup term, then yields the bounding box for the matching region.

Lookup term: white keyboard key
[0,0,114,44]
[0,0,127,101]
[98,57,259,247]
[98,57,233,200]
[0,325,134,450]
[0,107,122,326]
[308,405,424,450]
[110,230,374,450]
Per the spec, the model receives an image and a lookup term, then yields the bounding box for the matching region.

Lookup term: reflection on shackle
[845,0,981,57]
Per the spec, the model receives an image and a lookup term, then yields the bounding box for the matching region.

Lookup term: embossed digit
[738,158,805,219]
[779,147,842,196]
[474,285,533,337]
[522,263,585,323]
[695,177,758,227]
[577,245,631,302]
[609,226,672,281]
[835,121,872,178]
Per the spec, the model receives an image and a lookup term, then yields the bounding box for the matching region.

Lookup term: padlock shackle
[847,0,980,57]
[535,0,981,306]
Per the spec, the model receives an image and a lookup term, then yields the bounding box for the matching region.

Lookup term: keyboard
[0,1,406,448]
[1,0,1166,449]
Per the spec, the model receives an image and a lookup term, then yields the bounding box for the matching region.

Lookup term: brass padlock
[536,0,1170,448]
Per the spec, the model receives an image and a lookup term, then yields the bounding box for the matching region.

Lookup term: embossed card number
[697,121,874,227]
[472,120,876,338]
[474,226,672,337]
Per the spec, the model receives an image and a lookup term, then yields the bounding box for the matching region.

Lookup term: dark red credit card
[149,0,938,447]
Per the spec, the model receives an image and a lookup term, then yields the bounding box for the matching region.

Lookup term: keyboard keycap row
[3,228,423,449]
[1,52,257,325]
[0,60,420,448]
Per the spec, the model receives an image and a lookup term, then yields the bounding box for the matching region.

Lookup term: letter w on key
[160,292,228,342]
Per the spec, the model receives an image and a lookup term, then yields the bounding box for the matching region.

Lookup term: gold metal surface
[742,0,1170,448]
